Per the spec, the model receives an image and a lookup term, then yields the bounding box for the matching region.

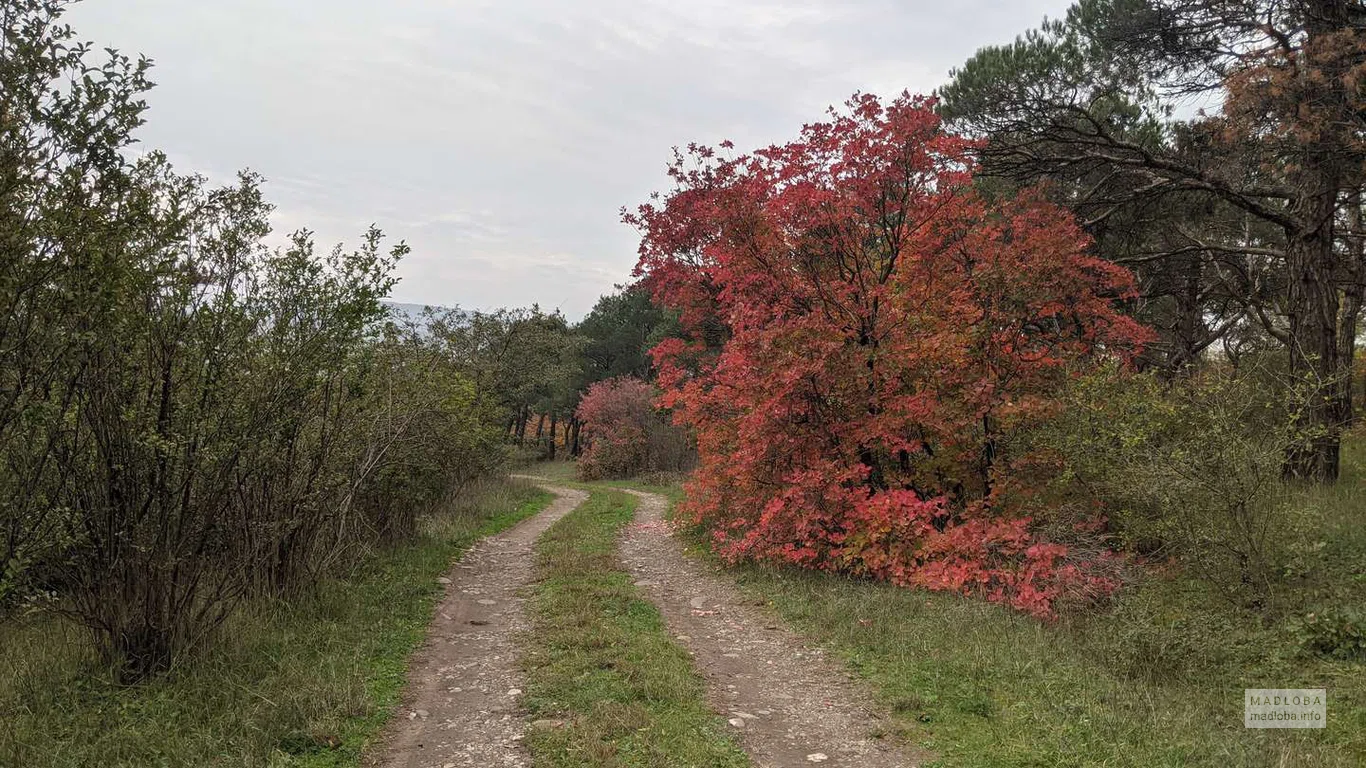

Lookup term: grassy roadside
[636,444,1366,768]
[519,488,750,768]
[730,565,1363,767]
[527,462,685,504]
[0,477,552,768]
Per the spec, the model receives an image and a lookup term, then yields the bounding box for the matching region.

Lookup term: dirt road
[370,486,587,768]
[618,488,924,768]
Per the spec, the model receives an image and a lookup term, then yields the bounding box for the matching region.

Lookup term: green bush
[1294,607,1366,661]
[347,322,509,544]
[1031,363,1315,608]
[0,1,513,680]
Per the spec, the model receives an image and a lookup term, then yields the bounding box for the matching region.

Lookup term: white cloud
[67,0,1074,317]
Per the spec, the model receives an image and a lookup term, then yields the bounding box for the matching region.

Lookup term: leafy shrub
[1030,363,1310,608]
[629,93,1151,616]
[575,377,692,480]
[1294,608,1366,661]
[0,2,510,680]
[40,185,410,680]
[347,322,508,545]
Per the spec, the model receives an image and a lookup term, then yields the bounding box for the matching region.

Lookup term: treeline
[0,1,509,681]
[453,287,686,476]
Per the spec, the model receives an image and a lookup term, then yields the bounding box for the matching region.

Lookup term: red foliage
[575,377,660,480]
[626,93,1153,617]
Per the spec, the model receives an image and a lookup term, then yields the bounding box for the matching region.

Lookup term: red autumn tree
[575,376,691,481]
[626,93,1152,616]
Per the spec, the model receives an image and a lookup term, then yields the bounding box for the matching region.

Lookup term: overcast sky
[68,0,1073,318]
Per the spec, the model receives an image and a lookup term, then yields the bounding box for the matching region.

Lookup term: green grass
[656,437,1366,768]
[0,477,553,768]
[519,488,750,768]
[528,461,686,503]
[526,459,576,484]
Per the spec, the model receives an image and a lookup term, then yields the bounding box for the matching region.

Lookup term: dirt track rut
[618,488,924,768]
[370,485,586,768]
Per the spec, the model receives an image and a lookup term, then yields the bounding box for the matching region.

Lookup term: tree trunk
[569,417,581,457]
[548,411,558,460]
[1169,252,1204,373]
[1284,0,1356,482]
[1284,184,1343,482]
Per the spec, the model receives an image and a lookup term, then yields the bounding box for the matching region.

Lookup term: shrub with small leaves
[1294,608,1366,661]
[1030,362,1319,609]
